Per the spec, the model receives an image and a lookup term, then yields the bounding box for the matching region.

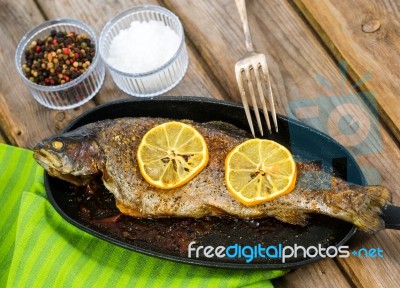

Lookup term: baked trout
[33,117,391,233]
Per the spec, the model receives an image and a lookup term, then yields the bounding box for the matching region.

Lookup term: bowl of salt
[99,5,189,97]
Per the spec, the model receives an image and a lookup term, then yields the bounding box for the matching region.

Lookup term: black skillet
[45,96,400,269]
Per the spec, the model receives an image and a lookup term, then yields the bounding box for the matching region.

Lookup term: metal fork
[234,0,278,136]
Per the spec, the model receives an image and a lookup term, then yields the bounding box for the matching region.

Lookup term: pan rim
[45,96,361,269]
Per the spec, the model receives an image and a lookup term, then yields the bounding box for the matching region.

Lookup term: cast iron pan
[44,96,400,269]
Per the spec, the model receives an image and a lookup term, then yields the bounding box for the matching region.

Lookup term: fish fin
[204,121,252,138]
[327,185,392,233]
[116,200,148,217]
[352,186,392,233]
[274,212,310,226]
[204,204,229,215]
[362,185,392,206]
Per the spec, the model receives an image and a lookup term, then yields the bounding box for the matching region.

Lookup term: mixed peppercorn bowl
[15,18,105,110]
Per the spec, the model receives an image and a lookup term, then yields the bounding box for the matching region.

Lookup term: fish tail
[353,186,392,233]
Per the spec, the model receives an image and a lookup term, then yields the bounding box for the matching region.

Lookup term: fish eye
[52,140,64,151]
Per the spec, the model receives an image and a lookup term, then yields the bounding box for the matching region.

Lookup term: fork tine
[260,63,278,132]
[255,64,272,134]
[245,67,264,136]
[235,67,256,137]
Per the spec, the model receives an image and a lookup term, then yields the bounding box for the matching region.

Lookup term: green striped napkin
[0,143,287,287]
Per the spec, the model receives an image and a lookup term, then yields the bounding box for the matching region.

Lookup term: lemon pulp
[137,121,209,189]
[225,139,297,206]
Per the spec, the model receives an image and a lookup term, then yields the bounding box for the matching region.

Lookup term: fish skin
[33,117,391,233]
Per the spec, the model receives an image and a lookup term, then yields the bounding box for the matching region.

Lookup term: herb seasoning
[22,30,95,86]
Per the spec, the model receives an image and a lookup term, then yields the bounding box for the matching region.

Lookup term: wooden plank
[0,0,96,148]
[0,0,224,149]
[36,0,227,102]
[163,0,400,287]
[337,230,400,287]
[6,0,398,286]
[162,0,400,195]
[293,0,400,142]
[272,259,351,288]
[0,127,8,144]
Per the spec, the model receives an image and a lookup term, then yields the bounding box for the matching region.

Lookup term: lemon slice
[225,139,297,206]
[137,121,209,189]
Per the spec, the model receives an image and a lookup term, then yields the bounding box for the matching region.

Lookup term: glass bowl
[99,5,189,97]
[15,18,105,110]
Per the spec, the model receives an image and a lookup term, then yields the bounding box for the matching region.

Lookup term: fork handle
[235,0,255,53]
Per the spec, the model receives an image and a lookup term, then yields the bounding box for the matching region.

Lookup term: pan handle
[382,205,400,230]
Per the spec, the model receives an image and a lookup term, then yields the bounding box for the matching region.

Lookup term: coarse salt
[107,20,181,73]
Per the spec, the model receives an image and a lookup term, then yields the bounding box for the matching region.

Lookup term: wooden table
[1,1,399,287]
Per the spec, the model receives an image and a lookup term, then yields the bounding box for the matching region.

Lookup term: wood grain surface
[166,2,400,286]
[293,0,400,142]
[37,0,227,101]
[0,0,96,148]
[273,258,352,288]
[1,0,399,287]
[0,0,224,148]
[0,128,8,144]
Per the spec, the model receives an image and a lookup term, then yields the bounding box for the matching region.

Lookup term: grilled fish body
[34,117,391,233]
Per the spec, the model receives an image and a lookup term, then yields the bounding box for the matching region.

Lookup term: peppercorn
[22,30,95,86]
[71,71,79,79]
[22,30,95,85]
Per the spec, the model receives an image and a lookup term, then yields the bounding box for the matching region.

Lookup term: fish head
[33,127,101,186]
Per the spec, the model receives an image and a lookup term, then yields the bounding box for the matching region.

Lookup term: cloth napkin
[0,143,287,288]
